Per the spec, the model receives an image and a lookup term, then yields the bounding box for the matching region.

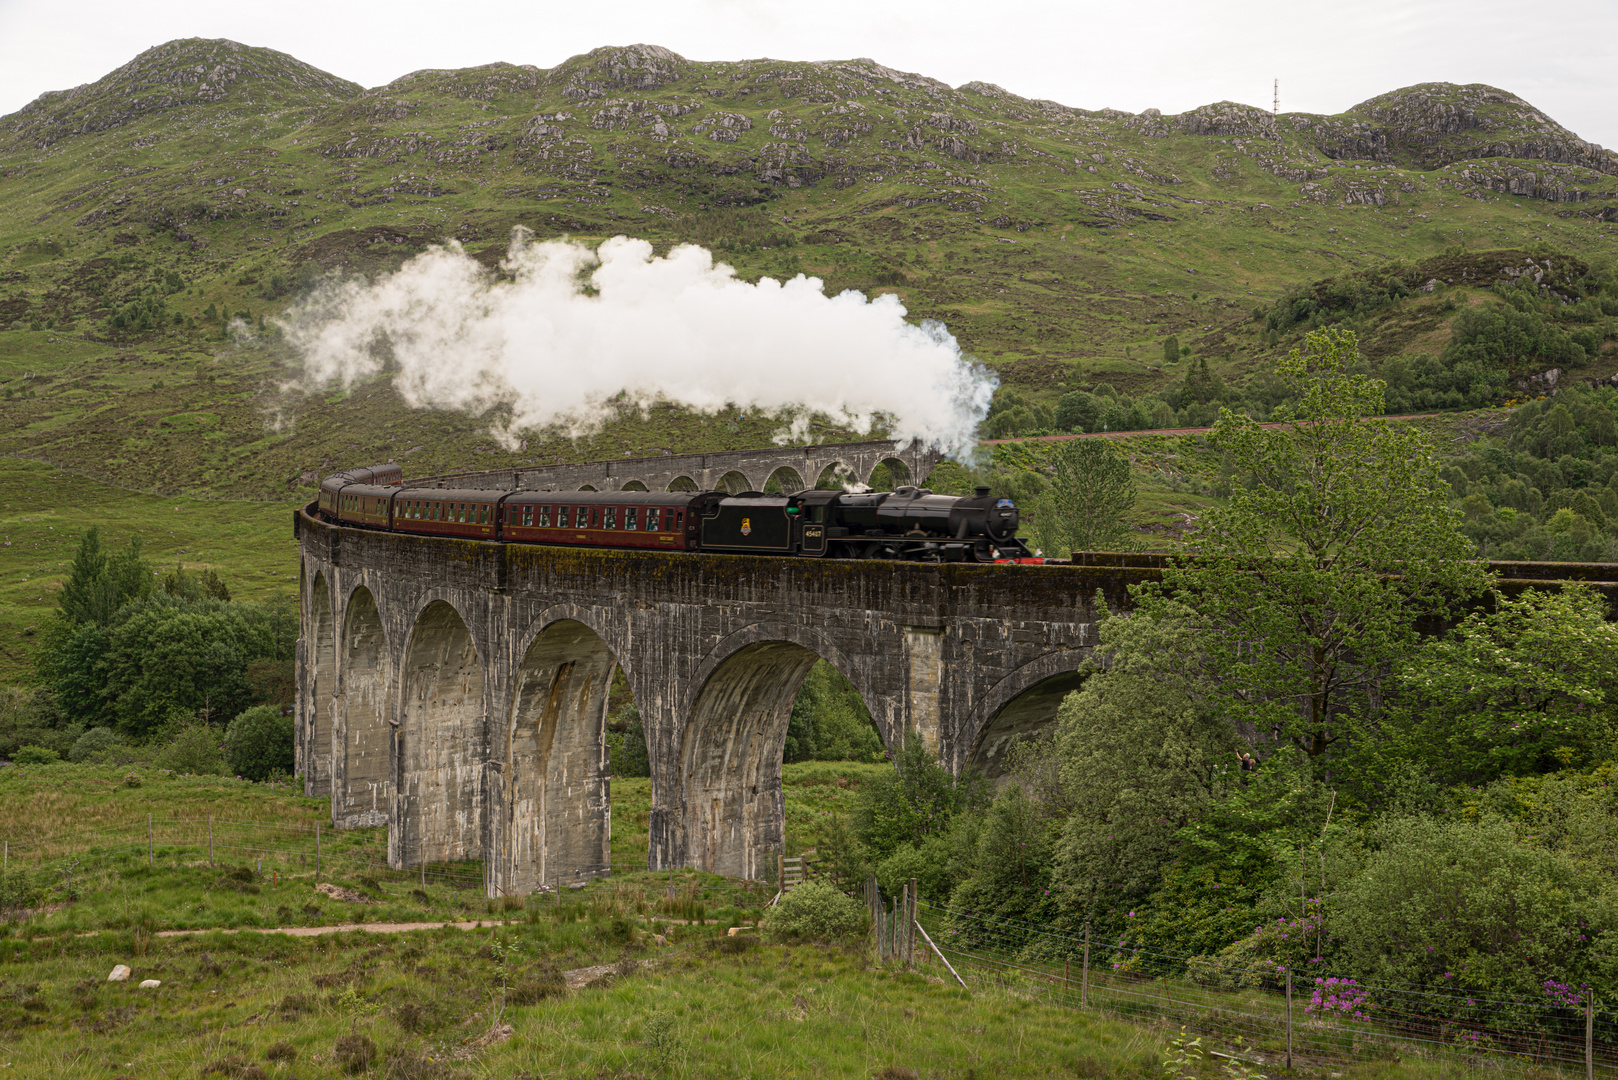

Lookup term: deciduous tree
[1033,438,1138,555]
[1144,327,1491,767]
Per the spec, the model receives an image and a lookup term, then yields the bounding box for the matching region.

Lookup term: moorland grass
[0,891,1559,1079]
[0,760,1584,1079]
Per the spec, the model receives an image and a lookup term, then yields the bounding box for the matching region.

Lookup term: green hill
[1,39,1616,498]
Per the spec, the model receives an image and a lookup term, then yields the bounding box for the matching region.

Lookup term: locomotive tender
[317,465,1036,563]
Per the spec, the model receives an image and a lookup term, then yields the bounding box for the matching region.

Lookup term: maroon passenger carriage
[317,465,1037,563]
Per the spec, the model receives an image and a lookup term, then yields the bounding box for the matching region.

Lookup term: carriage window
[522,505,533,527]
[477,505,486,525]
[578,506,590,528]
[605,507,618,530]
[537,505,549,527]
[453,503,462,523]
[557,506,569,528]
[646,508,659,531]
[625,507,638,530]
[674,511,683,529]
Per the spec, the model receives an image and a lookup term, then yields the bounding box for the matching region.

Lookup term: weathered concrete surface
[296,506,1147,895]
[297,503,1618,897]
[424,439,939,495]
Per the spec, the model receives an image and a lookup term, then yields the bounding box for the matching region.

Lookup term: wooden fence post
[914,917,968,991]
[1588,995,1595,1080]
[1082,924,1090,1007]
[1285,970,1294,1070]
[315,823,321,879]
[908,879,918,968]
[147,813,153,867]
[207,814,213,868]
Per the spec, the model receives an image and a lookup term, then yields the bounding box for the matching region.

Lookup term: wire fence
[907,900,1611,1077]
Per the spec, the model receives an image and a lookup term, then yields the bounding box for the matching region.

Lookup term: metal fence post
[1285,970,1294,1070]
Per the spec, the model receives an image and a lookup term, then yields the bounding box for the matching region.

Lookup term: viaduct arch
[296,507,1140,895]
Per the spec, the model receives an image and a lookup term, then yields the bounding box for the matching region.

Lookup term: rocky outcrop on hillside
[1343,84,1617,174]
[382,62,541,102]
[543,44,688,100]
[1178,102,1274,138]
[5,38,360,150]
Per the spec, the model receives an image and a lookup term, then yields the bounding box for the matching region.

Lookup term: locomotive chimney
[974,486,991,498]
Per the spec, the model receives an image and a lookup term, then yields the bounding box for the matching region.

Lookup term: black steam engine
[317,466,1037,563]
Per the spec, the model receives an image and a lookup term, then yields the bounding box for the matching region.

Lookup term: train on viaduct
[296,440,1612,897]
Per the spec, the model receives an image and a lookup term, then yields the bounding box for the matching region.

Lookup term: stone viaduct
[296,438,1618,898]
[294,504,1156,897]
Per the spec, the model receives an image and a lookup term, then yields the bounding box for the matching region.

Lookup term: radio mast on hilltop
[1273,79,1279,116]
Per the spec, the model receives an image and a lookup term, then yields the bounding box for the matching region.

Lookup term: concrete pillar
[490,619,614,896]
[904,626,946,753]
[335,585,390,828]
[395,600,485,868]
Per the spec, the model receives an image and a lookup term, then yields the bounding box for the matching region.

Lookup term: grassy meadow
[0,759,1560,1080]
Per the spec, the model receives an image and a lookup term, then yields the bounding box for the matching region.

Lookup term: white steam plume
[277,232,995,455]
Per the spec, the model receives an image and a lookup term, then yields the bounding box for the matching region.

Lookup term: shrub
[0,868,45,916]
[12,745,59,765]
[69,726,123,763]
[153,723,226,775]
[1330,815,1613,1003]
[333,1033,376,1074]
[764,879,865,942]
[874,837,954,904]
[508,967,567,1004]
[223,706,293,781]
[1055,390,1101,433]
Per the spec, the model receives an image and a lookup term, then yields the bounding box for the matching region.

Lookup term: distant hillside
[1,39,1616,497]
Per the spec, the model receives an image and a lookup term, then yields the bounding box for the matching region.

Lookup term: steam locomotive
[316,465,1037,563]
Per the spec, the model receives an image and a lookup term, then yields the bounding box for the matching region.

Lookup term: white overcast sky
[2,0,1614,149]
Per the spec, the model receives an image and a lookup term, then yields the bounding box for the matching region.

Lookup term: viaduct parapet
[295,507,1148,896]
[424,439,942,496]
